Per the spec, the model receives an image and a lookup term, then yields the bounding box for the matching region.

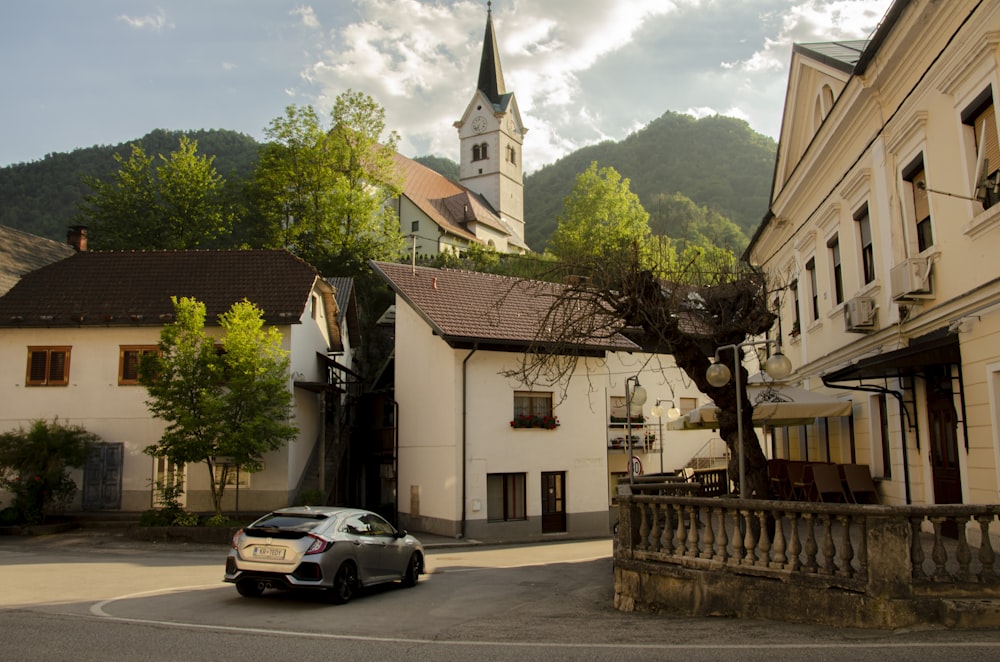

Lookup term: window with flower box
[511,391,559,429]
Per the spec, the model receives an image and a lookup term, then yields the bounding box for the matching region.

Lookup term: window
[790,280,802,334]
[855,205,876,285]
[873,394,892,479]
[507,145,516,164]
[472,144,481,161]
[678,397,698,415]
[903,157,933,251]
[411,220,419,233]
[963,88,1000,209]
[805,259,819,321]
[214,462,251,487]
[487,472,526,521]
[512,391,557,428]
[119,346,158,385]
[480,142,489,160]
[26,347,70,386]
[828,235,844,305]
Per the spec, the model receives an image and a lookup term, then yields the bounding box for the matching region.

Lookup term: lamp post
[705,340,792,499]
[625,376,647,484]
[650,399,681,474]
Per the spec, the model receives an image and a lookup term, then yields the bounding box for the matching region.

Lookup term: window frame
[26,346,71,386]
[805,258,819,321]
[902,155,934,253]
[119,345,159,385]
[962,88,1000,210]
[487,472,527,522]
[854,205,876,285]
[827,234,844,305]
[512,391,557,429]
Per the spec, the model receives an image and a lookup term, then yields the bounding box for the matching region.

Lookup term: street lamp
[650,399,681,473]
[625,376,647,484]
[705,340,792,499]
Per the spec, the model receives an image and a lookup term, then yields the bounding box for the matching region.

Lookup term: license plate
[251,546,286,560]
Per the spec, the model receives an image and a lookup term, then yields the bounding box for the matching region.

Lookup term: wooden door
[927,367,962,505]
[82,443,123,510]
[541,471,566,533]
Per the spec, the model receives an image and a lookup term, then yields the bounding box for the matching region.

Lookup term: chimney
[67,225,88,252]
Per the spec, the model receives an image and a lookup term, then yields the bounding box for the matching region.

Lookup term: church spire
[477,2,506,106]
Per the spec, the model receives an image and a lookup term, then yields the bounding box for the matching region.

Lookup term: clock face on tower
[471,115,487,133]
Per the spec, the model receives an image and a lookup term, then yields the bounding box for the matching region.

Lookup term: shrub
[0,420,98,524]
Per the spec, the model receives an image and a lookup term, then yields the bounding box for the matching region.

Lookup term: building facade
[749,0,1000,507]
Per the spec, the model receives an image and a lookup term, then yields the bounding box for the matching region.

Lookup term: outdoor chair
[841,463,880,504]
[787,461,814,501]
[811,463,849,502]
[768,458,791,499]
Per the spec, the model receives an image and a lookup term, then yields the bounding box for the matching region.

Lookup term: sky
[0,0,894,172]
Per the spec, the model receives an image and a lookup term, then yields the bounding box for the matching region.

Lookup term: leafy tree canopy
[140,296,297,517]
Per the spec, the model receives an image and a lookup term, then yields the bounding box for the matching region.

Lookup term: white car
[224,506,424,603]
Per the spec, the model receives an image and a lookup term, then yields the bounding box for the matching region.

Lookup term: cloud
[291,5,321,29]
[117,9,171,31]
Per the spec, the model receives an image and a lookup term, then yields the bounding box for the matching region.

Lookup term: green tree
[140,296,297,518]
[79,136,232,250]
[0,419,99,524]
[250,91,404,275]
[549,162,652,264]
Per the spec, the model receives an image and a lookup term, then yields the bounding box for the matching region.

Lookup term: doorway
[541,471,566,533]
[926,365,962,505]
[82,443,123,510]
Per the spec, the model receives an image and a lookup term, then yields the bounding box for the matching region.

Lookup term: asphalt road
[1,530,999,661]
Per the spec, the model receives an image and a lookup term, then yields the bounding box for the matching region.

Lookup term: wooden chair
[841,463,880,504]
[787,461,814,501]
[768,459,791,500]
[811,463,849,502]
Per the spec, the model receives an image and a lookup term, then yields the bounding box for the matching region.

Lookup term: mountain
[524,112,776,250]
[0,129,259,241]
[0,114,775,251]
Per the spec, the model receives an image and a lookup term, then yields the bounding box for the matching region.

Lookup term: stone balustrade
[614,490,1000,628]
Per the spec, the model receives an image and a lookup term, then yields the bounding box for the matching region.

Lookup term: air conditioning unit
[890,257,933,301]
[844,296,877,333]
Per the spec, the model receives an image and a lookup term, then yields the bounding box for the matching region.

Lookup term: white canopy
[668,376,852,430]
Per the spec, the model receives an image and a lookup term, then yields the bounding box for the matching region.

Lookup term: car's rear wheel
[236,580,265,598]
[401,552,421,587]
[329,561,357,604]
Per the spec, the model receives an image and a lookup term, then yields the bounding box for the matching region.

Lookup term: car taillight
[231,529,243,549]
[305,533,332,555]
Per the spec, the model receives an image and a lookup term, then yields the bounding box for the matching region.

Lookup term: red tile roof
[371,261,638,353]
[393,153,509,239]
[0,249,333,329]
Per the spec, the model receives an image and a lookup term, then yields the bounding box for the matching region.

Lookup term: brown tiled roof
[371,261,638,353]
[394,154,509,239]
[0,225,76,296]
[0,249,332,329]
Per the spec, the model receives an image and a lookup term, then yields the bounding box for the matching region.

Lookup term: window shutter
[48,351,67,383]
[975,104,1000,178]
[28,351,48,382]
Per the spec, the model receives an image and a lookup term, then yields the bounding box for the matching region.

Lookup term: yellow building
[748,0,1000,507]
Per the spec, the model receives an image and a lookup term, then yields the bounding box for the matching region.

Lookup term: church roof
[477,7,506,107]
[393,153,510,240]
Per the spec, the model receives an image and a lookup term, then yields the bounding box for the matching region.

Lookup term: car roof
[269,506,375,518]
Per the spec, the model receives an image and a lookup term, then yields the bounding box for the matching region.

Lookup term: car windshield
[249,514,328,532]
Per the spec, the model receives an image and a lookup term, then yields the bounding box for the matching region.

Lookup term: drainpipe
[461,346,478,539]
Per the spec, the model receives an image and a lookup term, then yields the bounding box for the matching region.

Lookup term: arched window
[472,144,481,161]
[480,143,489,159]
[507,145,516,164]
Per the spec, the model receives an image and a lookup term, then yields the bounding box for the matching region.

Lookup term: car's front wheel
[401,552,421,587]
[329,561,358,604]
[236,580,265,598]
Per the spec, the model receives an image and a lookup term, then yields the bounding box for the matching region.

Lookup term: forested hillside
[524,112,776,250]
[0,129,259,240]
[1,114,775,251]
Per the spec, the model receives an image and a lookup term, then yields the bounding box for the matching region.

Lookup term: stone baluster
[638,502,650,551]
[930,517,949,580]
[661,503,675,555]
[803,513,818,572]
[837,514,854,578]
[686,505,700,557]
[771,511,787,568]
[648,502,661,554]
[700,505,715,559]
[856,515,868,579]
[715,507,729,563]
[742,508,756,565]
[910,516,927,580]
[786,511,801,572]
[675,503,688,557]
[731,508,744,566]
[956,515,972,582]
[819,514,835,575]
[756,510,771,566]
[976,514,996,583]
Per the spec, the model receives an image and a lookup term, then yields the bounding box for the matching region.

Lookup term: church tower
[456,3,526,248]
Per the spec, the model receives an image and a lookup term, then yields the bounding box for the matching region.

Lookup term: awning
[668,375,853,430]
[822,329,959,383]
